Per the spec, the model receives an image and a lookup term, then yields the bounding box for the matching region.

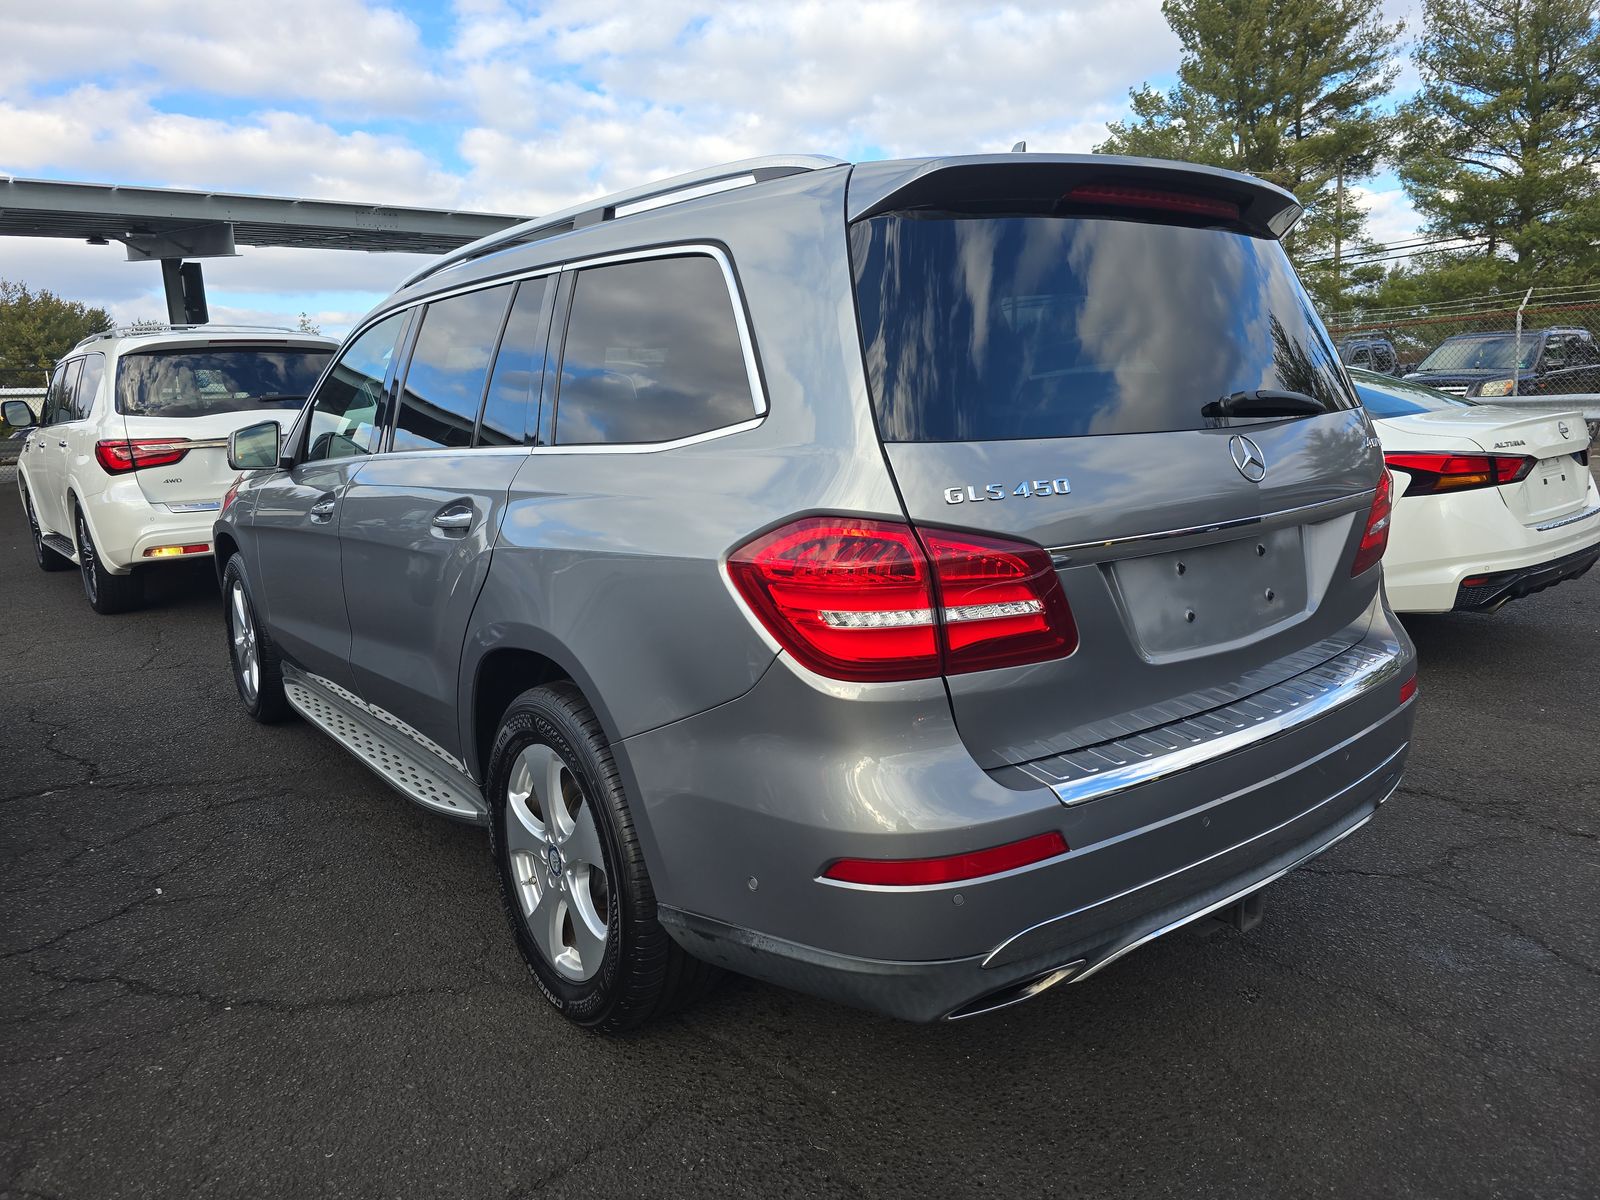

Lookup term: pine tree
[1396,0,1600,288]
[1096,0,1402,311]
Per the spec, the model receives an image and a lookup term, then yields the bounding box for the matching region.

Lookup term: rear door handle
[309,494,337,522]
[431,503,474,532]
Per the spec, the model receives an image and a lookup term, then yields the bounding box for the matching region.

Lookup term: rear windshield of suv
[117,346,332,417]
[850,214,1355,441]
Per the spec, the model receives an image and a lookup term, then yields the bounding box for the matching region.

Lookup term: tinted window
[393,285,514,453]
[117,346,331,417]
[43,362,71,425]
[73,354,105,419]
[554,256,754,446]
[1416,336,1533,372]
[1350,371,1474,418]
[851,215,1356,441]
[480,278,552,447]
[304,315,405,463]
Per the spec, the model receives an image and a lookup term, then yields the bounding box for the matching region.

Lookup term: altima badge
[1229,434,1267,482]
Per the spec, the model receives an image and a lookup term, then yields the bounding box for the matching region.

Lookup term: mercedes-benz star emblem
[1229,434,1267,482]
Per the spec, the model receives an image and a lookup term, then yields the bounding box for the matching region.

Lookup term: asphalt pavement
[2,488,1597,1199]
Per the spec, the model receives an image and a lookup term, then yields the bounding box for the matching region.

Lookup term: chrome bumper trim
[1023,638,1408,807]
[1069,800,1384,984]
[1534,503,1600,533]
[1046,491,1371,567]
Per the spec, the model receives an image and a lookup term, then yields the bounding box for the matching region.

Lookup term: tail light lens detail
[1383,451,1535,496]
[727,517,1077,682]
[822,830,1070,886]
[95,438,192,475]
[1350,470,1393,577]
[1399,675,1418,705]
[920,529,1078,674]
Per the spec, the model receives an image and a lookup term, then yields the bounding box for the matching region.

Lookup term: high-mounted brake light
[1065,183,1241,221]
[95,438,192,475]
[726,517,1077,683]
[1383,451,1535,497]
[822,831,1070,886]
[1350,470,1392,577]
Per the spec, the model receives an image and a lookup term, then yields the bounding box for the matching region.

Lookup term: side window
[1351,348,1371,367]
[303,313,406,463]
[43,363,70,425]
[72,353,105,419]
[553,255,755,446]
[52,361,84,424]
[479,278,553,447]
[392,284,515,453]
[1541,337,1567,368]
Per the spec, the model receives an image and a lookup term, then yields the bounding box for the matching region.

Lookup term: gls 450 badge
[944,477,1071,504]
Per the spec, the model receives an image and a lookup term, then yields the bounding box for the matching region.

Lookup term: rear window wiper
[1203,389,1328,421]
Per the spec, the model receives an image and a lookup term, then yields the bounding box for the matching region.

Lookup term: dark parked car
[212,153,1415,1030]
[1339,336,1401,375]
[1405,328,1600,398]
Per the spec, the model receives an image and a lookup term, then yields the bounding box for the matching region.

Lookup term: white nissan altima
[1349,368,1600,614]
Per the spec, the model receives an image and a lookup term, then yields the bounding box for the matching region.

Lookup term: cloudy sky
[1,0,1424,336]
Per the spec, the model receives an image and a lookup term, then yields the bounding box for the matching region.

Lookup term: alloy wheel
[229,581,260,702]
[76,513,98,603]
[503,743,612,982]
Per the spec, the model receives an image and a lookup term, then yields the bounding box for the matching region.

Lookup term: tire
[221,555,289,723]
[73,506,143,614]
[487,683,718,1031]
[22,486,72,572]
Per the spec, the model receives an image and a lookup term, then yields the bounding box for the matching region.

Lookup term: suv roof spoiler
[399,154,847,290]
[845,153,1302,237]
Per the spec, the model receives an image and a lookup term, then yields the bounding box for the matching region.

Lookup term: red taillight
[95,438,192,474]
[921,528,1078,673]
[1399,675,1417,705]
[1065,183,1241,221]
[822,831,1069,886]
[726,517,1077,683]
[1383,451,1534,496]
[1351,470,1393,577]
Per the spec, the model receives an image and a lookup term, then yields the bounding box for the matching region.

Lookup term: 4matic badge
[944,477,1071,504]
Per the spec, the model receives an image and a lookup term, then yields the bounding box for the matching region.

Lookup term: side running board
[282,667,488,825]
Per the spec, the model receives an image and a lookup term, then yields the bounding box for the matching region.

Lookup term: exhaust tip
[944,960,1085,1021]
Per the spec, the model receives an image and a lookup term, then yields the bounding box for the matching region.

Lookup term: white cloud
[0,0,1431,325]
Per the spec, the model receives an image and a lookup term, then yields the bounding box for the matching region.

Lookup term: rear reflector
[143,544,210,558]
[96,438,192,474]
[1383,451,1535,496]
[727,517,1077,682]
[1064,183,1241,221]
[1350,470,1393,576]
[1399,675,1417,705]
[822,831,1070,886]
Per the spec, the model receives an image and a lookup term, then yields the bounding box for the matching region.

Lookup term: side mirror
[228,421,282,471]
[2,399,38,429]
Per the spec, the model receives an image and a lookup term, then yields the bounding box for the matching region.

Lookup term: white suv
[7,325,336,613]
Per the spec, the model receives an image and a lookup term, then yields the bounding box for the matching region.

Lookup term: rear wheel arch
[471,647,572,783]
[212,529,241,584]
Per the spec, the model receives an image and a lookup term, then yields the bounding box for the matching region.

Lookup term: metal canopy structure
[1,175,526,323]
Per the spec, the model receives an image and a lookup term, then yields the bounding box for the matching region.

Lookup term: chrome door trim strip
[1033,639,1407,808]
[1534,502,1600,532]
[1046,491,1371,567]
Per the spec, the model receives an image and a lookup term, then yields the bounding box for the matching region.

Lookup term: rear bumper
[1452,536,1600,612]
[79,479,217,572]
[620,605,1416,1021]
[661,740,1401,1021]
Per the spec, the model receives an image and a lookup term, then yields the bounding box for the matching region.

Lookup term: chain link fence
[1322,285,1600,387]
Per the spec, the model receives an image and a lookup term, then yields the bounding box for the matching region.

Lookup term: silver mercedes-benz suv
[214,153,1417,1029]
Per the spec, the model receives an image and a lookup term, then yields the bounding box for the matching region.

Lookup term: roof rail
[70,323,308,352]
[399,154,847,290]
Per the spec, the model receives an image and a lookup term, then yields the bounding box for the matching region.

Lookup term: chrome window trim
[302,243,767,462]
[1046,491,1373,567]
